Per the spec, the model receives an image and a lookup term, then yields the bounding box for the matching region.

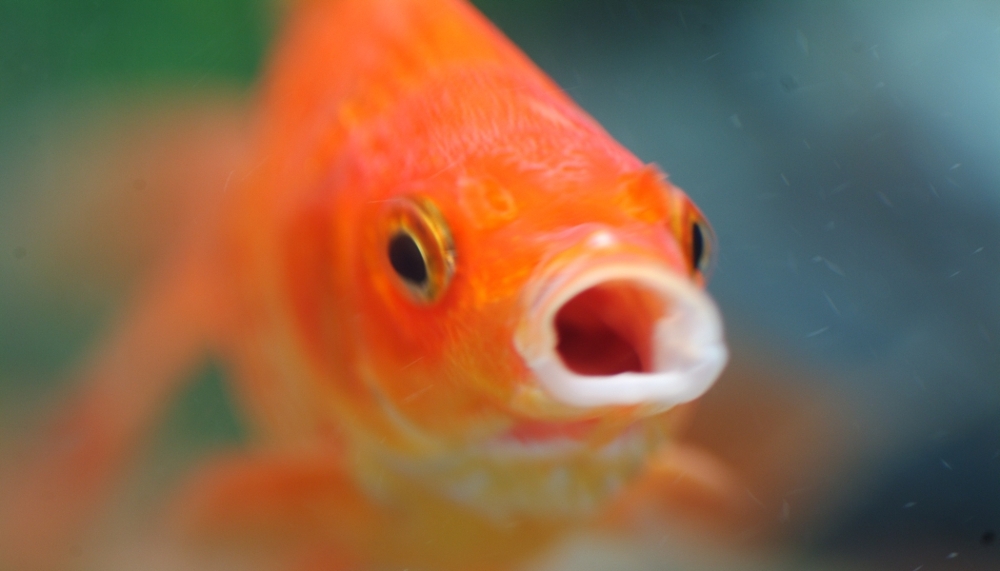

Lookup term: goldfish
[0,0,750,569]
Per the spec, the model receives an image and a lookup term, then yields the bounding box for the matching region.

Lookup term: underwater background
[1,0,999,569]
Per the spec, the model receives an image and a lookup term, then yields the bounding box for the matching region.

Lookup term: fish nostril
[553,281,666,377]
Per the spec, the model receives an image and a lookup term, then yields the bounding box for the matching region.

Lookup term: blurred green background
[0,0,585,104]
[0,0,268,101]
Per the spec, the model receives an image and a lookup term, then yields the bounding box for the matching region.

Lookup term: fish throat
[554,281,664,376]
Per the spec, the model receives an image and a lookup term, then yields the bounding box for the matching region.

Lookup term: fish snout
[514,232,727,410]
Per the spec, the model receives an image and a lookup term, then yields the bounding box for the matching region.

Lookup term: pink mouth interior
[553,281,666,377]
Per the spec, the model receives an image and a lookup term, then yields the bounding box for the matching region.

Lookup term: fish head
[332,73,727,517]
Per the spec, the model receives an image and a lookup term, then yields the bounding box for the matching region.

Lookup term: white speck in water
[806,326,830,338]
[812,256,845,276]
[831,181,851,194]
[874,81,885,89]
[401,357,424,371]
[948,270,961,279]
[950,163,962,170]
[947,552,958,559]
[904,501,916,508]
[779,500,791,522]
[222,170,235,193]
[803,139,811,149]
[729,113,742,129]
[972,247,984,254]
[780,173,790,186]
[912,566,923,571]
[928,182,939,197]
[796,30,809,55]
[941,459,952,470]
[876,191,894,207]
[823,291,840,315]
[402,384,433,403]
[704,52,720,62]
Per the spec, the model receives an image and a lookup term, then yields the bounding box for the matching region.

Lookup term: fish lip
[514,247,728,409]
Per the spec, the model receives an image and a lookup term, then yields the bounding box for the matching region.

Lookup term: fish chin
[351,366,674,520]
[372,416,673,521]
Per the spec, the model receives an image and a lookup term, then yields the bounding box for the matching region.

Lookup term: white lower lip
[514,262,728,409]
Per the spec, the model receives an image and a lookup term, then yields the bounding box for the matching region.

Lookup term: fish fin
[601,442,756,539]
[681,343,853,544]
[0,95,248,568]
[0,248,229,570]
[600,343,852,546]
[0,95,247,311]
[164,452,377,565]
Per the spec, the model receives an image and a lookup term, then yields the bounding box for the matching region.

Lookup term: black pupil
[389,232,428,287]
[691,222,705,270]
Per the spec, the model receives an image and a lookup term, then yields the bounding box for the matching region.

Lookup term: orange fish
[0,0,745,569]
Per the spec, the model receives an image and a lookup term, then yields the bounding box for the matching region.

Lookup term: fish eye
[692,221,705,269]
[689,216,717,281]
[384,197,455,303]
[388,232,428,287]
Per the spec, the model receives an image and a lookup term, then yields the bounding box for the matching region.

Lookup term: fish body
[0,0,732,569]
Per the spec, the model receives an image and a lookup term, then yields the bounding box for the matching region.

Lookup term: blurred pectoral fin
[165,451,381,564]
[600,442,757,537]
[600,346,853,546]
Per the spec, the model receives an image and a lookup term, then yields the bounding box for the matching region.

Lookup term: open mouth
[554,281,664,376]
[515,256,728,409]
